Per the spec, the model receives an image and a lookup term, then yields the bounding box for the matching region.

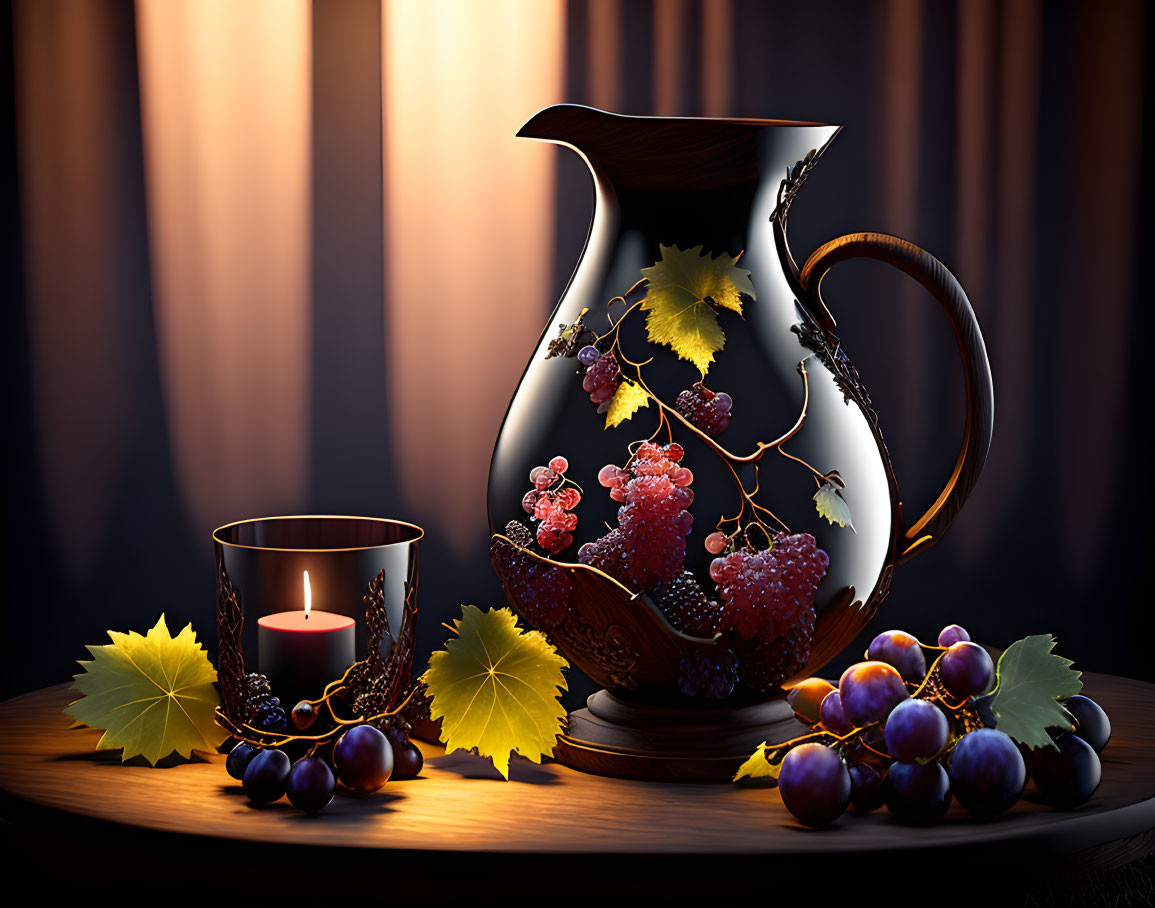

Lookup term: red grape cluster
[520,456,580,554]
[490,537,573,628]
[579,441,694,590]
[582,350,621,410]
[710,533,829,643]
[675,382,733,435]
[650,570,721,638]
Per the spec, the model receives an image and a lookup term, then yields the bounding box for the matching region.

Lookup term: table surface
[2,676,1153,896]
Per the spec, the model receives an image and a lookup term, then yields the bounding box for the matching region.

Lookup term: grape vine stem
[214,661,422,749]
[576,271,839,553]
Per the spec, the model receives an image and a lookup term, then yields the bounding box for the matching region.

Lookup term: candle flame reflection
[303,570,311,619]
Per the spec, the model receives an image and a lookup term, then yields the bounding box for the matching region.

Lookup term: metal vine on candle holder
[215,561,422,749]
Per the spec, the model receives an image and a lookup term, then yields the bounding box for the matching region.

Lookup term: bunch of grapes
[490,537,574,628]
[675,382,733,435]
[731,604,816,692]
[237,672,274,723]
[580,348,621,411]
[678,648,740,699]
[225,712,424,814]
[252,696,289,733]
[650,570,721,638]
[710,533,829,643]
[520,456,580,554]
[763,623,1110,828]
[578,441,694,590]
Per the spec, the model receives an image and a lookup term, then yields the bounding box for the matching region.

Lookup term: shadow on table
[214,785,406,820]
[429,750,562,784]
[50,749,211,768]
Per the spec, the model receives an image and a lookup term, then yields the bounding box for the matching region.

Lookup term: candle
[258,571,356,707]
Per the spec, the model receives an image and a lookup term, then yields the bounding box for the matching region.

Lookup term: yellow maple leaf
[733,741,782,782]
[65,614,226,765]
[421,605,568,780]
[640,244,756,376]
[604,379,651,429]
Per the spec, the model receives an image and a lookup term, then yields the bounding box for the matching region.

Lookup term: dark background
[2,0,1151,706]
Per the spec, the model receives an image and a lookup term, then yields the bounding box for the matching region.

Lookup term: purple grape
[819,689,854,734]
[286,755,336,813]
[848,762,884,812]
[381,724,423,779]
[884,761,952,824]
[937,624,970,647]
[867,630,927,682]
[777,743,851,828]
[1029,734,1101,808]
[948,728,1026,817]
[884,698,949,762]
[382,725,409,749]
[577,345,600,366]
[226,741,258,780]
[334,725,394,793]
[391,741,424,780]
[1062,695,1110,754]
[242,748,291,805]
[838,661,909,726]
[939,642,996,699]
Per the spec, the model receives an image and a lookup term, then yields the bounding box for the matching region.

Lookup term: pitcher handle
[798,232,994,562]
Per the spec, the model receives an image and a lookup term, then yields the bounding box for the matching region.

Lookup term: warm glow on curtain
[134,0,312,535]
[382,0,564,553]
[12,0,134,578]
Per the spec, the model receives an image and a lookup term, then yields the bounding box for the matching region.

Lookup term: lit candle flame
[303,569,311,619]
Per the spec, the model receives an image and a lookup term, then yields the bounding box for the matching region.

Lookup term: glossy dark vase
[487,105,993,780]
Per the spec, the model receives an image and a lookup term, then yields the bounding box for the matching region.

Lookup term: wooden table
[1,676,1153,899]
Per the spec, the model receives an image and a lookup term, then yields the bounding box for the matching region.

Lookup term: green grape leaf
[604,379,651,429]
[422,606,568,780]
[65,614,225,765]
[640,244,755,376]
[990,634,1083,750]
[813,480,855,530]
[733,741,782,781]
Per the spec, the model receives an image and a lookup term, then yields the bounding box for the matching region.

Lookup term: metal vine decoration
[771,147,820,228]
[214,555,245,723]
[214,564,420,749]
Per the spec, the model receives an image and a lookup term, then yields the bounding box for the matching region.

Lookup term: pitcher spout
[516,103,609,142]
[517,104,842,194]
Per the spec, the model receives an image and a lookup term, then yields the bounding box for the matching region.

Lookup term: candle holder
[213,516,422,747]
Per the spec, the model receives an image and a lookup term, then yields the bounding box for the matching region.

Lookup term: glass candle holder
[213,516,422,741]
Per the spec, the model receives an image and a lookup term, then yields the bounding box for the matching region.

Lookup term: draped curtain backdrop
[2,0,1150,701]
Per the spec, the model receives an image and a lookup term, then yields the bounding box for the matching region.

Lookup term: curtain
[2,0,1149,699]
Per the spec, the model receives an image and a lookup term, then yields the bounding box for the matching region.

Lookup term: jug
[487,105,993,781]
